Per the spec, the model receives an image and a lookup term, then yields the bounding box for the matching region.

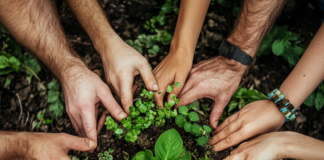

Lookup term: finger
[209,120,241,145]
[79,103,97,142]
[175,85,205,109]
[153,85,167,108]
[98,85,127,121]
[67,113,82,137]
[214,112,239,134]
[209,100,230,129]
[224,154,246,160]
[213,129,246,151]
[64,134,97,151]
[138,64,159,92]
[119,74,135,114]
[167,75,187,104]
[97,111,106,134]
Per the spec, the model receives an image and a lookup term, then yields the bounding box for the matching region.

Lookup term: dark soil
[1,0,324,159]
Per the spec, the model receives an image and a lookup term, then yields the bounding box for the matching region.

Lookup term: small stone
[208,19,215,28]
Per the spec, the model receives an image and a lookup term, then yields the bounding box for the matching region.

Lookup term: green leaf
[98,153,103,157]
[197,135,208,146]
[4,75,11,88]
[104,151,109,156]
[175,99,180,104]
[155,129,183,160]
[257,33,274,56]
[177,147,191,160]
[286,32,299,41]
[175,115,186,128]
[126,39,134,46]
[304,91,316,106]
[109,148,114,153]
[168,100,175,108]
[139,104,148,113]
[115,128,123,134]
[47,90,59,103]
[293,45,305,56]
[132,149,153,160]
[133,45,143,54]
[175,82,181,88]
[156,11,166,26]
[0,68,14,75]
[47,80,60,90]
[0,56,9,69]
[189,100,200,108]
[148,45,160,55]
[203,125,212,134]
[178,106,189,115]
[8,56,21,72]
[166,85,173,93]
[160,30,173,45]
[227,100,238,113]
[170,94,176,100]
[188,112,199,122]
[44,118,53,124]
[315,91,324,111]
[216,0,232,7]
[318,82,324,92]
[191,124,202,134]
[184,122,192,132]
[135,100,142,107]
[272,40,286,56]
[129,106,136,112]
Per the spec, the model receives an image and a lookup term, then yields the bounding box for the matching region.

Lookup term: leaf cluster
[132,129,191,160]
[258,25,306,66]
[105,82,181,143]
[98,148,114,160]
[47,80,65,119]
[32,108,53,130]
[175,105,212,146]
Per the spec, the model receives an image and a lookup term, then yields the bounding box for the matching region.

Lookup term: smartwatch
[218,40,253,65]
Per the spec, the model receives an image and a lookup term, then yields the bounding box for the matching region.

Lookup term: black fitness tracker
[218,40,253,65]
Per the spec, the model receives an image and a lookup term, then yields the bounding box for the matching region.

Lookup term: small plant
[198,151,210,160]
[105,82,181,143]
[47,80,65,119]
[258,25,306,66]
[32,108,53,130]
[132,129,191,160]
[175,105,212,146]
[98,148,114,160]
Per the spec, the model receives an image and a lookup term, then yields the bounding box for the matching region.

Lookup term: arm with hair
[0,0,128,144]
[64,0,159,114]
[177,0,286,129]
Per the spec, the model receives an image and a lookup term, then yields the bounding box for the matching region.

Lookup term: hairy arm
[228,0,286,57]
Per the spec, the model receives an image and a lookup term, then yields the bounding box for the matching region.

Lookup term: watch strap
[219,40,253,65]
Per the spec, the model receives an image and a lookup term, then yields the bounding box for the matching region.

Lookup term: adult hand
[153,48,193,107]
[100,36,158,114]
[210,100,286,151]
[225,132,289,160]
[175,56,246,128]
[8,132,96,160]
[61,63,127,142]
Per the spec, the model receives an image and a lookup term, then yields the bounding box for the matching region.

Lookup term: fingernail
[89,140,96,149]
[119,112,127,119]
[153,84,159,91]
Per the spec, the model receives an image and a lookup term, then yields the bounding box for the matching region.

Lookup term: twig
[192,153,197,160]
[15,93,23,121]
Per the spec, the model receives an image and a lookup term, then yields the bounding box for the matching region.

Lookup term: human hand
[175,56,247,128]
[99,36,158,113]
[60,63,127,142]
[10,132,96,160]
[210,100,286,151]
[153,48,193,107]
[225,132,289,160]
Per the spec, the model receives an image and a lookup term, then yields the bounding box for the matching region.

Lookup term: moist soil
[0,0,324,159]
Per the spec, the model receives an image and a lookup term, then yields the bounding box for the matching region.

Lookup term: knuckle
[226,136,231,144]
[225,127,231,135]
[138,57,149,68]
[80,138,90,147]
[190,72,200,78]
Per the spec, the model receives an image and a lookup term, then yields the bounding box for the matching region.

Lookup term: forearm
[281,132,324,159]
[0,0,85,81]
[279,24,324,109]
[228,0,286,57]
[0,132,27,160]
[170,0,210,55]
[65,0,119,55]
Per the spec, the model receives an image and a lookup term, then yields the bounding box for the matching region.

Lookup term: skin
[153,0,210,107]
[211,24,324,152]
[226,132,324,160]
[175,0,286,129]
[0,132,96,160]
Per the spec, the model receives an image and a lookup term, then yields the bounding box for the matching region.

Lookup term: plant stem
[22,64,40,81]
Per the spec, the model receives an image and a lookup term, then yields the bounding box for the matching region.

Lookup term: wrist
[277,132,300,159]
[56,58,89,84]
[227,36,258,58]
[168,44,195,59]
[217,56,247,75]
[92,31,121,56]
[0,132,28,159]
[170,40,195,57]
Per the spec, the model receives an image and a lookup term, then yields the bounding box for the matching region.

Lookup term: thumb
[138,64,159,92]
[98,85,127,121]
[65,135,97,151]
[210,101,228,129]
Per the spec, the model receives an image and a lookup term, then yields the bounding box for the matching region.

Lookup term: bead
[275,90,281,95]
[278,94,285,99]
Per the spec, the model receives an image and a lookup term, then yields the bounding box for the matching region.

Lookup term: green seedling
[47,80,65,119]
[132,129,191,160]
[98,148,114,160]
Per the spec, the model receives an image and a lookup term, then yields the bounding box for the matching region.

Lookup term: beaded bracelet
[267,89,297,122]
